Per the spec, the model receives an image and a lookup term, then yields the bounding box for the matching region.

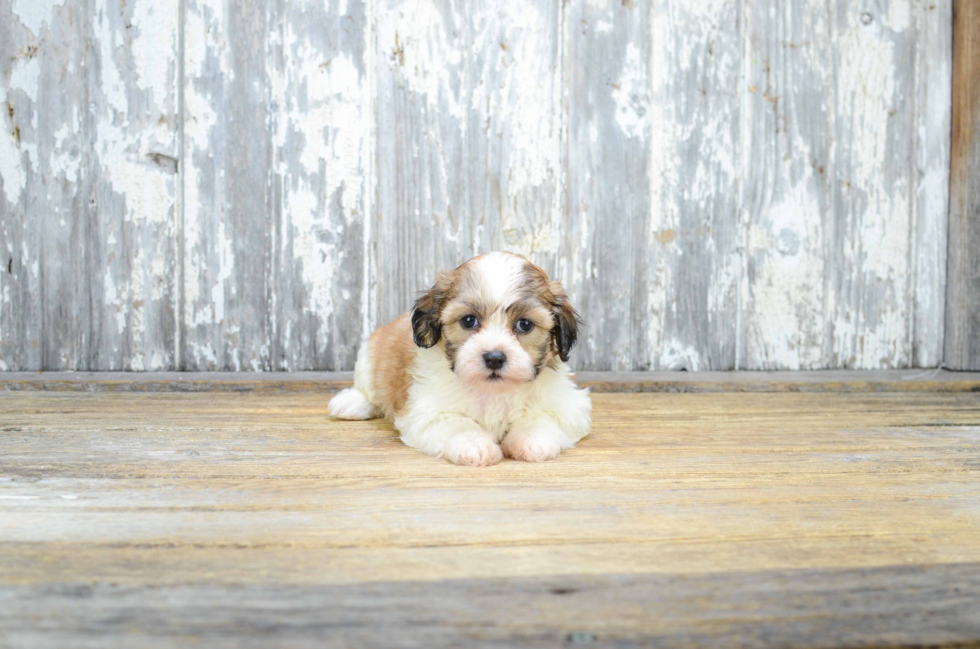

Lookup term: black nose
[483,350,507,370]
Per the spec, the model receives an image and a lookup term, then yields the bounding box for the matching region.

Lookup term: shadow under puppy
[328,252,592,466]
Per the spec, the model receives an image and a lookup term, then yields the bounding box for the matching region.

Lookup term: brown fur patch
[367,313,416,420]
[518,259,579,364]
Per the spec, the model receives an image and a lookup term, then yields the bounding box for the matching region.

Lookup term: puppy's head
[411,252,579,393]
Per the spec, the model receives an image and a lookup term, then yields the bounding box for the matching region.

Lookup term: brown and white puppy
[328,252,591,466]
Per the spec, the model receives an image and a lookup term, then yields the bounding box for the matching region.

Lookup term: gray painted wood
[0,0,957,372]
[562,0,651,371]
[829,0,917,369]
[643,0,742,371]
[743,1,950,371]
[182,0,275,370]
[0,0,179,371]
[271,0,370,372]
[913,1,952,368]
[946,0,980,370]
[182,0,367,371]
[373,0,562,328]
[741,0,836,370]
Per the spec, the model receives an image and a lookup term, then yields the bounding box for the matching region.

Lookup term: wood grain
[834,0,924,369]
[743,1,947,370]
[181,0,275,370]
[269,0,369,371]
[947,0,980,370]
[0,0,179,371]
[3,566,980,649]
[913,1,952,368]
[0,0,956,372]
[373,0,562,328]
[742,0,833,370]
[1,390,979,646]
[561,0,650,371]
[646,0,742,372]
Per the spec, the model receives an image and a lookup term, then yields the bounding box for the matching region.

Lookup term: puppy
[328,252,591,466]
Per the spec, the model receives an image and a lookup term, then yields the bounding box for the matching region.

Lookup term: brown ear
[411,272,452,348]
[549,280,580,362]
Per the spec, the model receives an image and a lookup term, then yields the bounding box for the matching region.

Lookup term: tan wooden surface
[2,390,980,647]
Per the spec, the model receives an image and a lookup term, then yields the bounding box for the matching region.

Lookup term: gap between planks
[1,370,979,393]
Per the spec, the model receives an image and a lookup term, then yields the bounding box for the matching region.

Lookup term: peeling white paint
[11,0,58,37]
[130,1,176,96]
[0,56,42,204]
[0,0,953,372]
[612,43,649,139]
[746,189,827,370]
[0,109,28,205]
[659,341,702,372]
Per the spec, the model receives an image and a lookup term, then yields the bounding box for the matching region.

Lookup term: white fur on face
[445,253,541,393]
[472,252,525,302]
[453,313,536,393]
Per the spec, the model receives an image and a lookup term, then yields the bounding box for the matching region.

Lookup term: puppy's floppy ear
[411,272,452,348]
[549,280,579,362]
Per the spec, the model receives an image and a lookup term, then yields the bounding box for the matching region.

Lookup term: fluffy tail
[328,388,379,420]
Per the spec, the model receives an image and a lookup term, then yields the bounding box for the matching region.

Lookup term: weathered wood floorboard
[1,390,979,647]
[3,566,980,649]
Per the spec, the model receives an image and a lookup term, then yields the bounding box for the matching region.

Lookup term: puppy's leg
[398,415,503,467]
[503,375,592,462]
[501,415,570,462]
[328,388,379,420]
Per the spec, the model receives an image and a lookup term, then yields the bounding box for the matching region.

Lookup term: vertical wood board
[0,0,179,371]
[946,0,980,370]
[373,0,562,329]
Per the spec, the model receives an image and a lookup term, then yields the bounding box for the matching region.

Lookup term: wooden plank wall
[0,0,954,372]
[947,0,980,370]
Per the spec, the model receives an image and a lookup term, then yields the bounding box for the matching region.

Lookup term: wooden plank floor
[1,389,980,648]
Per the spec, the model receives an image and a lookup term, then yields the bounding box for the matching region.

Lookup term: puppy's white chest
[466,392,528,439]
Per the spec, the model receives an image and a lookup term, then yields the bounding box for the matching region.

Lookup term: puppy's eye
[515,318,534,333]
[460,315,479,330]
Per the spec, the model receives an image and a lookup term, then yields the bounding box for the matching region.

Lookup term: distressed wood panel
[183,0,368,371]
[182,0,275,370]
[829,0,918,368]
[0,0,178,371]
[946,0,980,370]
[742,0,835,370]
[270,0,370,370]
[644,0,742,371]
[373,0,562,328]
[744,0,940,370]
[0,0,956,372]
[913,1,951,368]
[561,0,650,371]
[562,0,741,372]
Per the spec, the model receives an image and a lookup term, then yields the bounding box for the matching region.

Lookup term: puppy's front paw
[502,430,562,462]
[441,432,503,467]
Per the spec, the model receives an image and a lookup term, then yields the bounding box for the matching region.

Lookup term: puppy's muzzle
[482,350,507,370]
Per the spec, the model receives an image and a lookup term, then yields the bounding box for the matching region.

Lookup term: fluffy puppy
[328,252,591,466]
